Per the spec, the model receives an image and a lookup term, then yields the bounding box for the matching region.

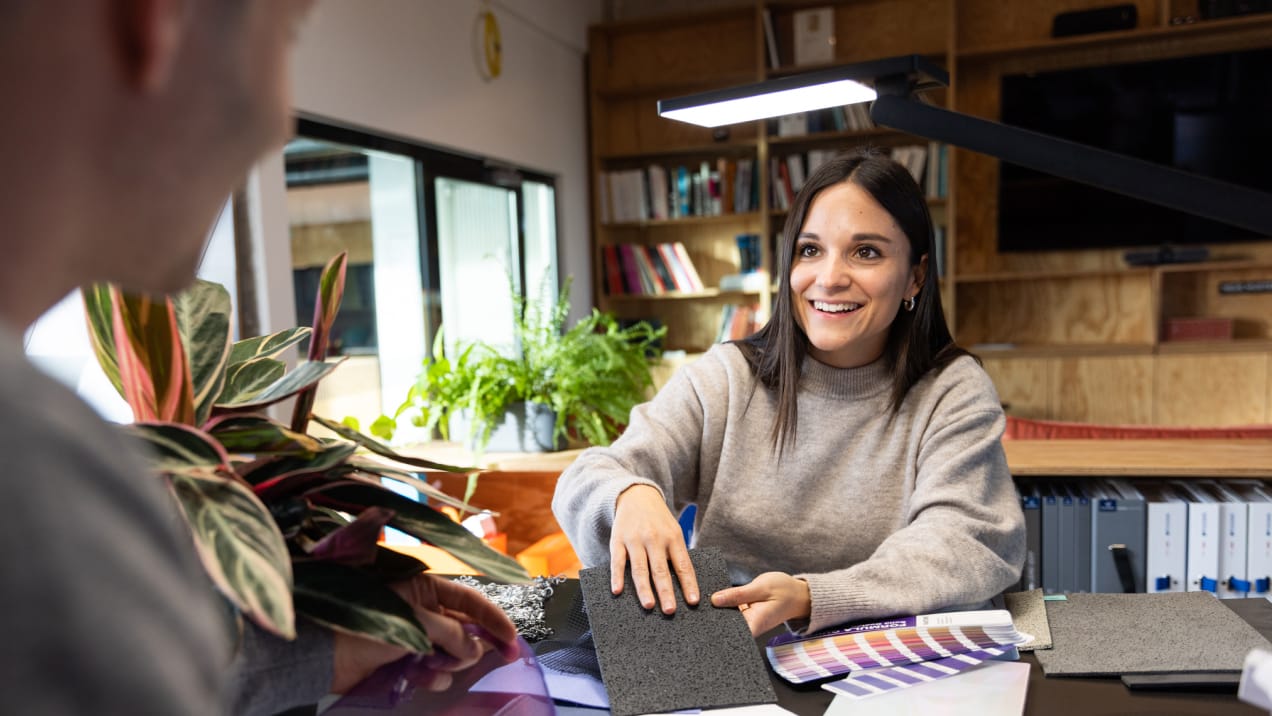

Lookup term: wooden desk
[396,441,584,472]
[1004,438,1272,478]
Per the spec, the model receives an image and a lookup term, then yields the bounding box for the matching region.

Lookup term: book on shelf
[762,8,779,70]
[716,302,762,343]
[630,244,666,294]
[718,271,768,293]
[765,608,1027,685]
[785,154,807,195]
[647,164,669,220]
[669,241,705,292]
[642,245,677,294]
[601,244,624,295]
[890,145,928,187]
[777,112,809,137]
[604,242,705,296]
[600,158,759,224]
[792,6,835,66]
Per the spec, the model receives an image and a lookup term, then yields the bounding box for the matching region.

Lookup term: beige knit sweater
[552,343,1025,633]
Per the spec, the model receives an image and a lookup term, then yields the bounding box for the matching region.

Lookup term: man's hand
[710,572,811,636]
[610,484,698,615]
[330,573,519,693]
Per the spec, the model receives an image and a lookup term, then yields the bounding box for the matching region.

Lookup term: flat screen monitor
[997,47,1272,253]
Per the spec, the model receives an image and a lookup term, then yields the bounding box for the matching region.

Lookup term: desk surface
[1003,438,1272,478]
[539,580,1266,716]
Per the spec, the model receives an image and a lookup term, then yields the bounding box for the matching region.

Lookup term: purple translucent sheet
[324,636,556,715]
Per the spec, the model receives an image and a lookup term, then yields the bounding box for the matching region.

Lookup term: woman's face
[790,180,924,369]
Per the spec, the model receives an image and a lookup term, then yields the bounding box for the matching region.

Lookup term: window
[284,118,560,434]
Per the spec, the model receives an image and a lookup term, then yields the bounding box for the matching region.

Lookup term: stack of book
[765,609,1027,696]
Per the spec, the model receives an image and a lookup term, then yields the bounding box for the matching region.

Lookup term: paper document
[823,660,1029,716]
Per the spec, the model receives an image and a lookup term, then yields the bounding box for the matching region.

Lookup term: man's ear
[112,0,185,92]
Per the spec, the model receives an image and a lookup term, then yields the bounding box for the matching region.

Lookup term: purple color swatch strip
[767,625,1016,684]
[821,647,1014,700]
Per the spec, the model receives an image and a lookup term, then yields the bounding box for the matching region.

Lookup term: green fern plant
[381,278,665,456]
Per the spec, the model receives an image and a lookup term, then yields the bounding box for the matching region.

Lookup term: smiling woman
[789,180,924,370]
[553,148,1025,643]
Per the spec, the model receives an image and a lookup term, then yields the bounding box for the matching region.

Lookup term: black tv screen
[998,47,1272,253]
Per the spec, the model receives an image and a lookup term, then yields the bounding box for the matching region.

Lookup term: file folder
[1138,482,1187,593]
[1173,480,1222,594]
[1018,484,1042,593]
[1208,481,1250,599]
[1091,480,1146,593]
[1072,483,1092,593]
[1041,483,1061,595]
[1229,481,1272,598]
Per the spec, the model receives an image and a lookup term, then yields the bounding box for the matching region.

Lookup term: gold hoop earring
[902,296,916,312]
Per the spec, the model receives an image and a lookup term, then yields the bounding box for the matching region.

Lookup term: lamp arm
[870,94,1272,238]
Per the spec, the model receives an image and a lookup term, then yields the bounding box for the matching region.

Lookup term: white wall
[251,0,603,334]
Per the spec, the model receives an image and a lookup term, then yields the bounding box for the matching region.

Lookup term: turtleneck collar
[798,352,892,401]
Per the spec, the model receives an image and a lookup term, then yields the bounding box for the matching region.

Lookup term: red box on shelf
[1163,317,1233,342]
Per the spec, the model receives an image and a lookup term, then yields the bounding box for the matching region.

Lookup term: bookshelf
[588,1,954,354]
[588,1,1272,426]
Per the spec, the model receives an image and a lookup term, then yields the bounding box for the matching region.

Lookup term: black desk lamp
[657,54,1272,237]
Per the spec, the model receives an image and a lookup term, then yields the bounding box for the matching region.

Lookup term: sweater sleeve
[225,618,333,716]
[552,354,719,568]
[796,399,1026,634]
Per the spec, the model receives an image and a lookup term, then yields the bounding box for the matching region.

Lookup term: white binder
[1172,480,1222,595]
[1229,481,1272,599]
[1206,481,1250,599]
[1139,482,1188,593]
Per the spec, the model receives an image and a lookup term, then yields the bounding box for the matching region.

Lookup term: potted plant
[83,252,527,653]
[378,278,665,458]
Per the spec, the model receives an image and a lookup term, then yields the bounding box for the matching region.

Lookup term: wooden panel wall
[591,10,756,93]
[1053,355,1156,424]
[957,0,1163,50]
[956,275,1156,346]
[1155,353,1269,425]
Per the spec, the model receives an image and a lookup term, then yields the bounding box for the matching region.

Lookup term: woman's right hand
[610,484,699,615]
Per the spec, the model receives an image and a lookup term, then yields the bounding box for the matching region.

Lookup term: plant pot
[450,401,566,453]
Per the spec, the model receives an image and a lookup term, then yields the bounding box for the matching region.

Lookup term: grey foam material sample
[1004,588,1052,651]
[578,547,777,716]
[1034,591,1272,677]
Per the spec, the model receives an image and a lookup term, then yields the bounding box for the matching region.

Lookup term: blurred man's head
[0,0,314,326]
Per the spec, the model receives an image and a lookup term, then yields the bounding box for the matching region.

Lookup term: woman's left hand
[710,572,811,636]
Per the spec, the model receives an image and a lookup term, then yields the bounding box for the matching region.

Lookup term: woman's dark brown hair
[736,147,971,451]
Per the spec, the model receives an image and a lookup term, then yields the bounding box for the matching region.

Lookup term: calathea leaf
[214,361,341,412]
[344,455,483,516]
[111,288,196,424]
[130,421,232,471]
[309,485,529,584]
[310,414,474,473]
[242,439,359,489]
[173,280,233,427]
[166,466,295,640]
[205,415,324,455]
[218,358,286,405]
[227,327,312,367]
[292,251,347,433]
[309,506,396,566]
[82,283,124,397]
[292,560,431,653]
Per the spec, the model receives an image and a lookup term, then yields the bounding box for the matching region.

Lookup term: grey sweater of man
[0,323,331,714]
[552,343,1025,634]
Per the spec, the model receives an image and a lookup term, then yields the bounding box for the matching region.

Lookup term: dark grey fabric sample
[1004,588,1052,651]
[1035,591,1272,676]
[578,548,777,716]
